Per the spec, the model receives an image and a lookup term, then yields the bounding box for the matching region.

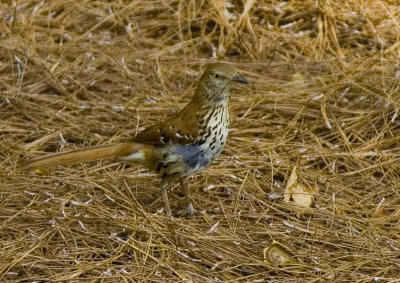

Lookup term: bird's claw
[177,202,197,217]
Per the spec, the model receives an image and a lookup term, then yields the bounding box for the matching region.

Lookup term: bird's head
[196,63,249,103]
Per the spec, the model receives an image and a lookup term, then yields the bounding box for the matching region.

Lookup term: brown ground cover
[1,0,400,281]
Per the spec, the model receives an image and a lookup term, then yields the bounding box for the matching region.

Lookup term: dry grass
[2,0,400,281]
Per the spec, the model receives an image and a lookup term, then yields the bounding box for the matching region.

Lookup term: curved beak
[233,74,249,84]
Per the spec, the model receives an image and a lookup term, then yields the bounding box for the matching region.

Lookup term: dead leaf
[284,166,318,207]
[283,166,298,203]
[263,240,297,265]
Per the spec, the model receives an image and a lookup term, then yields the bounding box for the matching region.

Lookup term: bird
[22,63,249,216]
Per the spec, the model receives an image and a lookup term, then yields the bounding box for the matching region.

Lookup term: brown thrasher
[22,63,249,216]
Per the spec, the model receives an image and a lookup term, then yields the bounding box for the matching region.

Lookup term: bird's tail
[21,142,149,170]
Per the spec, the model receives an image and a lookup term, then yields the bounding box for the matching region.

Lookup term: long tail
[21,142,146,170]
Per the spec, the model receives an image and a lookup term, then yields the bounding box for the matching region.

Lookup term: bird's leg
[160,179,172,216]
[179,177,195,215]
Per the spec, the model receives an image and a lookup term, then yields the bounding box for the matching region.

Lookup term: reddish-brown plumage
[22,63,249,216]
[22,143,154,170]
[132,101,201,145]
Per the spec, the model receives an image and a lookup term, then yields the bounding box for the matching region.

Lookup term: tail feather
[21,142,144,170]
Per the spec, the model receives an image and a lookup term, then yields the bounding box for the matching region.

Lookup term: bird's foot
[177,202,197,217]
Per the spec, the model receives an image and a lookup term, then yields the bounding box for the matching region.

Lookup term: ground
[1,0,400,282]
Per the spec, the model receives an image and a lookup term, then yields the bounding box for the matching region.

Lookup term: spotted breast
[157,98,230,179]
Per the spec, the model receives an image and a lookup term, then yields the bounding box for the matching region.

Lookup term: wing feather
[133,102,201,145]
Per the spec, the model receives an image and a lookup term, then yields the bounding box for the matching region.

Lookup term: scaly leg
[160,179,172,216]
[179,177,195,215]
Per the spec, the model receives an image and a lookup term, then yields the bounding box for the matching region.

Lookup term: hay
[1,0,400,281]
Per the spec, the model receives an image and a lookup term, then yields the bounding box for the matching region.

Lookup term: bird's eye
[213,73,220,79]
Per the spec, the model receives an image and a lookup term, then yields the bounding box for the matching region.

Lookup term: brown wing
[133,102,201,145]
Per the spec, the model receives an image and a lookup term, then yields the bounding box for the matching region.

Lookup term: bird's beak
[233,74,249,84]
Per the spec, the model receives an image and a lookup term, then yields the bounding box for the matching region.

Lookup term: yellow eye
[213,73,220,79]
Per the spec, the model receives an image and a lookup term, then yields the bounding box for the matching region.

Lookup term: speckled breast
[158,103,230,179]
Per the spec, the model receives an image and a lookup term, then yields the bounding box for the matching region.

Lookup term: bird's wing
[133,102,201,145]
